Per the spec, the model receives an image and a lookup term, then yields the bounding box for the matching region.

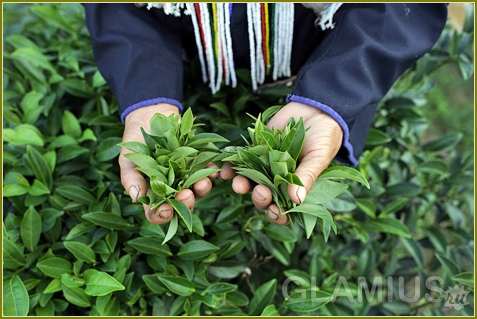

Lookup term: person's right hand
[119,103,216,224]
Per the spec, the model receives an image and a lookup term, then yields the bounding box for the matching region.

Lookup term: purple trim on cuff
[286,94,359,166]
[120,97,184,123]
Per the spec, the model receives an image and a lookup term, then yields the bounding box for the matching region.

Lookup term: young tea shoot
[223,112,370,240]
[119,108,228,243]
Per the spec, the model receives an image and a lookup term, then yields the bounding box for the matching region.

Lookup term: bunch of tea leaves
[119,108,228,243]
[223,112,369,240]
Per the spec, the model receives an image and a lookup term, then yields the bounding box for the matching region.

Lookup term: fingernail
[268,208,279,221]
[159,208,173,219]
[129,186,139,203]
[296,186,307,204]
[254,192,266,203]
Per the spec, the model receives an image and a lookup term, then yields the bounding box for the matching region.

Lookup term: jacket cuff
[286,94,358,166]
[120,97,184,123]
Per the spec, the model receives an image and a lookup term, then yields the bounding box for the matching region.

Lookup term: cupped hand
[119,103,215,224]
[220,101,344,225]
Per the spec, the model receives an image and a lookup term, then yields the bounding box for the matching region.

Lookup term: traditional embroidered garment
[140,3,342,93]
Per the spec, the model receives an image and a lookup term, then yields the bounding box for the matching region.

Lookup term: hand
[220,101,343,225]
[119,103,216,224]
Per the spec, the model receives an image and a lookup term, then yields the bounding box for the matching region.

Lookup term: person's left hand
[220,101,344,225]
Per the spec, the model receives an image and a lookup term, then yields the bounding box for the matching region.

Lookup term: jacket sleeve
[288,3,448,165]
[84,4,185,123]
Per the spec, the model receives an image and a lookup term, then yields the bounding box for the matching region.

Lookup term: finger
[288,149,330,204]
[219,161,236,180]
[119,150,147,203]
[252,184,273,210]
[175,189,195,212]
[232,175,253,194]
[145,202,174,224]
[206,163,220,179]
[192,177,212,198]
[267,204,289,225]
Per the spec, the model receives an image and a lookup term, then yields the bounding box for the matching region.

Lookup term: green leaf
[157,275,195,296]
[81,212,132,230]
[287,204,337,235]
[167,199,193,232]
[3,276,30,316]
[261,304,280,316]
[385,183,421,197]
[365,128,392,146]
[421,133,463,152]
[62,110,82,139]
[382,198,408,215]
[127,237,172,256]
[84,272,125,296]
[264,223,297,242]
[30,4,74,33]
[26,145,52,190]
[361,217,411,238]
[124,153,159,169]
[226,290,250,307]
[60,79,95,98]
[3,183,30,197]
[356,198,376,218]
[415,159,448,175]
[180,108,194,137]
[4,125,44,146]
[28,179,50,196]
[20,206,42,251]
[248,279,277,315]
[117,141,151,155]
[201,282,237,295]
[61,274,85,288]
[300,212,318,239]
[10,47,55,72]
[44,278,62,294]
[436,253,459,275]
[280,117,306,161]
[319,166,370,189]
[63,241,96,264]
[182,168,221,189]
[162,215,179,245]
[186,133,229,147]
[56,185,96,205]
[400,237,424,268]
[305,179,349,205]
[37,257,72,278]
[177,240,220,260]
[451,272,474,287]
[286,289,332,312]
[3,239,26,269]
[234,167,274,189]
[61,285,91,308]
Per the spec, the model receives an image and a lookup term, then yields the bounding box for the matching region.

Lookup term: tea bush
[3,4,474,316]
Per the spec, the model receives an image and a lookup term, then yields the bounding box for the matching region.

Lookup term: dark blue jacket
[84,3,448,165]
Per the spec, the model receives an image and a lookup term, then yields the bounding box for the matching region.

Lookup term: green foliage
[3,3,474,317]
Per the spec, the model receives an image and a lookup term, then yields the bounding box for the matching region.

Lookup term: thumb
[287,149,331,205]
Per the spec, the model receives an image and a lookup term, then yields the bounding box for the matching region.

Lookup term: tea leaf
[56,185,96,205]
[61,285,91,308]
[177,240,220,260]
[157,275,196,296]
[162,215,179,245]
[20,206,42,251]
[26,145,52,190]
[118,141,152,155]
[180,108,194,138]
[182,168,221,189]
[286,289,332,312]
[280,117,305,161]
[82,212,132,230]
[124,153,160,169]
[127,237,172,256]
[85,272,125,296]
[248,279,277,315]
[319,166,370,189]
[361,217,411,238]
[63,241,96,264]
[37,257,72,278]
[3,276,29,316]
[186,133,229,147]
[167,199,193,232]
